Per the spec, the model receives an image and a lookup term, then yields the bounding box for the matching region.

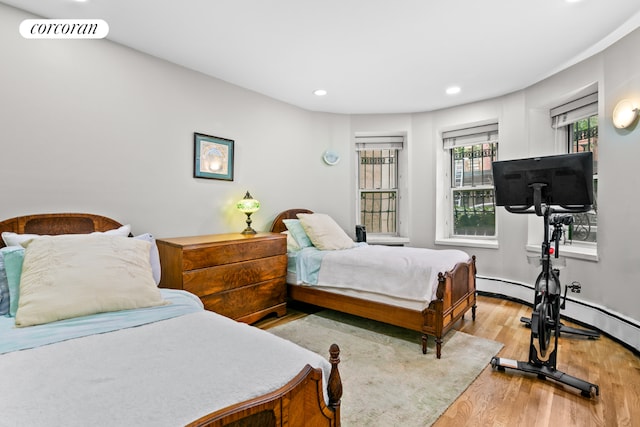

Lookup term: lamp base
[240,213,257,235]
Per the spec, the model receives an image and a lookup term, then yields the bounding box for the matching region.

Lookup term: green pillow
[2,247,25,317]
[0,250,11,315]
[282,219,314,248]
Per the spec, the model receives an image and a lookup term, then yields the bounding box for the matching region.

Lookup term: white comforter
[0,311,332,426]
[317,245,470,303]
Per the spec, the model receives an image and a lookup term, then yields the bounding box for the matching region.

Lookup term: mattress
[287,244,470,311]
[0,290,332,426]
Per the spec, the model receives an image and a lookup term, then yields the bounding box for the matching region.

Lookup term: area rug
[268,310,503,427]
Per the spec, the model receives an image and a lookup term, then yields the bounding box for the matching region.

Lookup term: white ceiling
[4,0,640,114]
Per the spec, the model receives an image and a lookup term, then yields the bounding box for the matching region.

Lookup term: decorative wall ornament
[322,149,340,165]
[194,133,234,180]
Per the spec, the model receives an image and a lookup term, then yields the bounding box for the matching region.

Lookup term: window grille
[443,124,498,237]
[355,135,403,234]
[551,94,598,244]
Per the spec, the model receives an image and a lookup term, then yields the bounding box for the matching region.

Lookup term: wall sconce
[236,191,260,234]
[612,99,639,129]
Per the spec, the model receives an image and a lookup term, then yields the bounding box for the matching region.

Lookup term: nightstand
[156,232,287,324]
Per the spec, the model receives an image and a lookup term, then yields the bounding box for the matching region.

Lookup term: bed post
[471,255,477,320]
[327,343,342,421]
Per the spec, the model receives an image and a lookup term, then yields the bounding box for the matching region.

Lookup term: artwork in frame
[194,133,234,181]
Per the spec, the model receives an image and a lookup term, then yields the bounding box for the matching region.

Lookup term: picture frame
[194,133,234,181]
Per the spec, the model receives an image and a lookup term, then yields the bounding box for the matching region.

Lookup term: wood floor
[257,295,640,427]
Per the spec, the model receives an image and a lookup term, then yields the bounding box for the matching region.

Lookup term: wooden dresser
[156,232,287,324]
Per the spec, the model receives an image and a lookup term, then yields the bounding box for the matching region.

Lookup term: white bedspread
[0,311,332,426]
[316,245,470,303]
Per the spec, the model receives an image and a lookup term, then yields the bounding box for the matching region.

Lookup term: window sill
[435,237,499,250]
[367,235,411,246]
[525,243,598,262]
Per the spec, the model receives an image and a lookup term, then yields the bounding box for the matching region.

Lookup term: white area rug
[268,310,503,426]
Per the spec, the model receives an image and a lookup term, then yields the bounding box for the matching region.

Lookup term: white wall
[412,28,640,349]
[0,3,353,238]
[2,4,639,348]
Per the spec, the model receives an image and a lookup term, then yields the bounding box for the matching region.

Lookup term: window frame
[443,124,499,242]
[357,152,399,236]
[525,90,600,261]
[564,115,598,248]
[354,134,405,239]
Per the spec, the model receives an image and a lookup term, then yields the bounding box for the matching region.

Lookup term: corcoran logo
[19,19,109,39]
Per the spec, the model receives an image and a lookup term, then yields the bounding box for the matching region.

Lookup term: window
[568,116,598,243]
[443,124,498,238]
[551,93,598,245]
[355,135,404,235]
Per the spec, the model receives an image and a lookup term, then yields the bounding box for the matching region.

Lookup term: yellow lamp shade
[236,192,260,213]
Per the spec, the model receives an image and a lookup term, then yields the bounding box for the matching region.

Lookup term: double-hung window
[443,124,498,238]
[355,135,404,235]
[551,92,598,245]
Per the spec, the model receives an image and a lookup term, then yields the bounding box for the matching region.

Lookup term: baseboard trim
[477,276,640,356]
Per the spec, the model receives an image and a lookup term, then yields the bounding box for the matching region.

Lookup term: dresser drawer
[183,254,287,297]
[200,278,286,321]
[182,238,285,271]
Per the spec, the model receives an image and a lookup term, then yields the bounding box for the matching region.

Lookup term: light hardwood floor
[258,295,640,427]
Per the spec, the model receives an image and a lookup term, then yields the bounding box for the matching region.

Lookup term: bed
[0,212,342,427]
[271,209,477,359]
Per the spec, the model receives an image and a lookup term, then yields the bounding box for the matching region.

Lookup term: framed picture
[194,133,234,181]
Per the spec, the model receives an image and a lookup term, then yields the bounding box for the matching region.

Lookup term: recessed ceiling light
[313,89,327,96]
[446,86,461,95]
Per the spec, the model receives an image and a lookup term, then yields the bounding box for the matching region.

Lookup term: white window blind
[443,123,498,149]
[550,92,598,128]
[355,135,404,151]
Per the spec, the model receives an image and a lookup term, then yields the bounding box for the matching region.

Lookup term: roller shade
[550,92,598,128]
[355,135,404,151]
[443,123,498,149]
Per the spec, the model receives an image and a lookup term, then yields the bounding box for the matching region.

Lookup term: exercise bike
[489,153,600,398]
[520,214,600,341]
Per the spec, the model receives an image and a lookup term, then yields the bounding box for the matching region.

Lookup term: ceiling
[4,0,640,114]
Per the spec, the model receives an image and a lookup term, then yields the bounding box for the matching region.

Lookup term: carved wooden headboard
[0,213,123,248]
[270,209,314,233]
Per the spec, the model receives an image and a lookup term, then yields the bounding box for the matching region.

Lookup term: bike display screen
[492,152,593,211]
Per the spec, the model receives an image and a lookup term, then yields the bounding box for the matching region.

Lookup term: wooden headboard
[270,209,314,233]
[0,213,123,248]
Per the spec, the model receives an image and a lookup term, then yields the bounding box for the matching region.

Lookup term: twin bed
[0,213,342,427]
[0,208,477,425]
[271,209,477,359]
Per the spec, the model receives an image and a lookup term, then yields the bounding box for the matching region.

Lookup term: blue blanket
[288,243,368,284]
[0,289,203,354]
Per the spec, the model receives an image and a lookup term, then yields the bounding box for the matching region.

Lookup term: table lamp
[236,191,260,234]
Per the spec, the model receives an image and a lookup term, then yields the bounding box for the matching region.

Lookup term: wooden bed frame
[271,208,477,359]
[0,212,343,427]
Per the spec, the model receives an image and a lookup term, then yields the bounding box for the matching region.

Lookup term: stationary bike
[490,187,600,398]
[521,214,599,342]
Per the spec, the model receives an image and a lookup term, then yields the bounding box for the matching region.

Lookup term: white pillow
[1,232,39,247]
[281,231,302,252]
[134,233,161,285]
[15,234,167,327]
[92,224,131,237]
[296,213,355,251]
[1,224,131,246]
